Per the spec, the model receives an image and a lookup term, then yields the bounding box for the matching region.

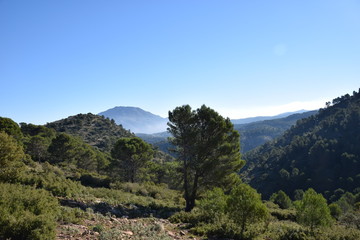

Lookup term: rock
[168,231,176,237]
[123,231,133,236]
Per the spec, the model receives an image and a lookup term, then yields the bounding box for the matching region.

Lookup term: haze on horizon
[1,1,359,125]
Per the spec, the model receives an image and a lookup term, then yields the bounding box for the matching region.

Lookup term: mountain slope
[242,89,360,200]
[234,110,318,152]
[46,113,133,152]
[99,107,168,134]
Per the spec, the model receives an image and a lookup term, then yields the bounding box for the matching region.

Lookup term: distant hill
[234,110,318,152]
[242,89,360,200]
[231,110,309,124]
[46,113,133,152]
[98,107,168,134]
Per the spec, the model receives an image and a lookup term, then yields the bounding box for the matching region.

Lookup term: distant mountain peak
[98,106,168,134]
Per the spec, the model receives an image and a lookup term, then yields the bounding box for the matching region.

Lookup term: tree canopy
[111,137,154,183]
[295,188,333,231]
[168,105,244,211]
[0,132,25,183]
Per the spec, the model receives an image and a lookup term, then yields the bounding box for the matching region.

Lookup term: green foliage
[168,105,244,211]
[170,184,268,239]
[20,123,56,139]
[0,131,25,183]
[58,206,86,224]
[25,135,52,162]
[111,137,154,183]
[294,189,305,201]
[48,133,109,172]
[46,113,133,152]
[339,211,360,229]
[0,117,23,140]
[336,192,356,213]
[329,203,342,219]
[21,162,85,197]
[197,187,227,220]
[266,201,296,221]
[0,183,60,240]
[295,188,333,231]
[270,190,292,209]
[110,181,183,204]
[227,183,269,238]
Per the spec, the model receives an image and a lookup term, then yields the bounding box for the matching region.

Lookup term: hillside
[243,90,360,200]
[99,106,168,134]
[46,113,133,152]
[234,110,318,152]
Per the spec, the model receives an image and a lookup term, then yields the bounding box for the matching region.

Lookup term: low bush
[58,206,86,224]
[0,183,60,240]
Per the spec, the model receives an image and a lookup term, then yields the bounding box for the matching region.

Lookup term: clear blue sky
[1,0,359,124]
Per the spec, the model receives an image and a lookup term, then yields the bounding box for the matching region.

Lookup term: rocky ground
[56,215,199,240]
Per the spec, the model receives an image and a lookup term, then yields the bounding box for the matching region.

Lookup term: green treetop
[168,105,244,211]
[111,137,154,183]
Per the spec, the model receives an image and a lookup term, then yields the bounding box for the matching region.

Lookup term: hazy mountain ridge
[243,89,360,199]
[231,110,309,124]
[98,106,168,134]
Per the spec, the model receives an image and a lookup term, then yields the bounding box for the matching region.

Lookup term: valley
[0,89,359,240]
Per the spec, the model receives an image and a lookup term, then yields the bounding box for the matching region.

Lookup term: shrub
[197,187,227,221]
[227,184,269,238]
[270,190,292,209]
[0,183,60,240]
[295,188,333,231]
[0,131,25,183]
[58,206,85,224]
[329,203,342,220]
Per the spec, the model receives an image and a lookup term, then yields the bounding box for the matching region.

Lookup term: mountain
[98,106,168,134]
[234,110,318,152]
[242,89,360,200]
[46,113,133,152]
[231,110,309,125]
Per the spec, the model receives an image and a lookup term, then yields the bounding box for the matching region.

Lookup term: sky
[1,0,359,124]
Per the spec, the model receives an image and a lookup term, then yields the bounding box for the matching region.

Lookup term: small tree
[198,187,227,220]
[270,190,292,209]
[111,137,154,182]
[295,188,333,231]
[226,184,269,239]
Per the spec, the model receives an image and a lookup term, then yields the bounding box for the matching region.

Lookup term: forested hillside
[243,89,360,200]
[46,113,133,152]
[234,110,317,152]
